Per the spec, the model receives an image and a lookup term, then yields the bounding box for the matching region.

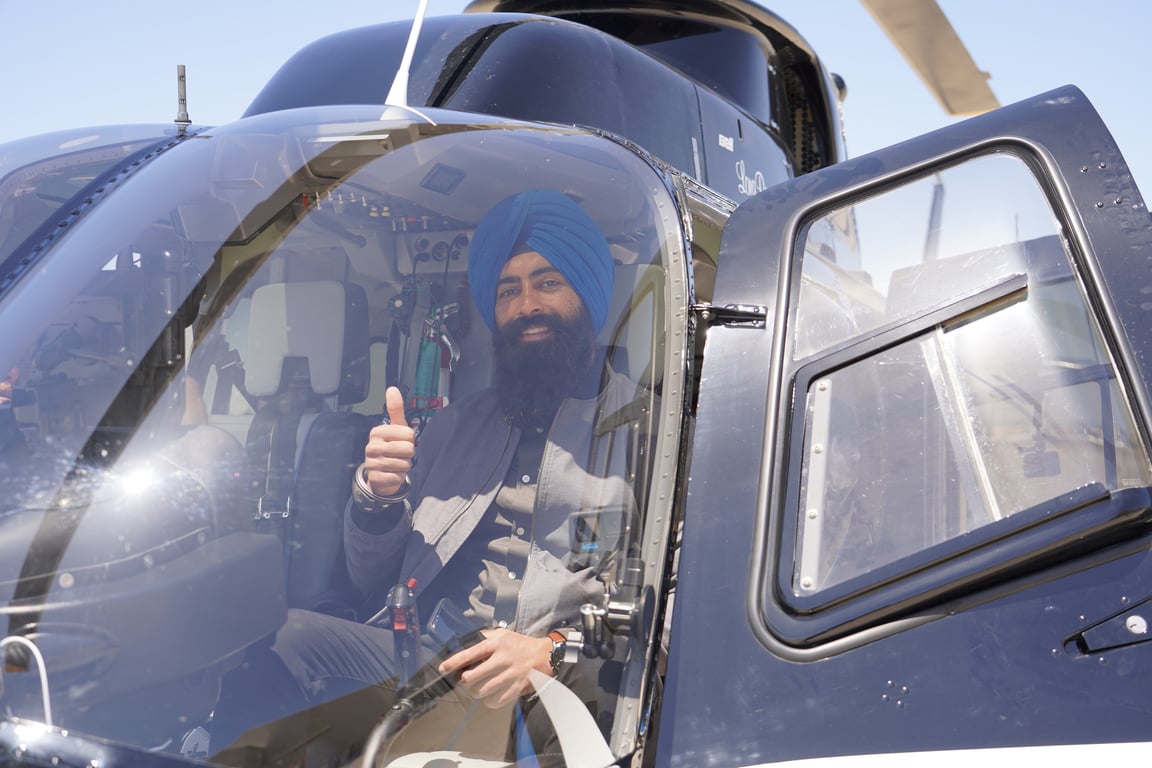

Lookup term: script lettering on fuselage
[736,159,767,197]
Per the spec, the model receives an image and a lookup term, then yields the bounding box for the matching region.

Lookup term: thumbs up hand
[364,386,416,498]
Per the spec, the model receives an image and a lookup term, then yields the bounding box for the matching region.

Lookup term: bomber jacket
[344,370,643,636]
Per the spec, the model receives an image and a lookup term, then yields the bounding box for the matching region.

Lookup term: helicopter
[0,0,1150,767]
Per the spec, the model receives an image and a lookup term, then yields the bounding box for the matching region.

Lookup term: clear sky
[1,1,1149,194]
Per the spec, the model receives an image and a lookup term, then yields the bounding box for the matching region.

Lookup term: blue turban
[468,189,614,334]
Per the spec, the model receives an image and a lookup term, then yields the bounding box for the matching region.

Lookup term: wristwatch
[547,629,581,675]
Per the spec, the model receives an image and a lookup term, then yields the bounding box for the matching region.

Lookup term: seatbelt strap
[256,410,304,522]
[210,347,247,415]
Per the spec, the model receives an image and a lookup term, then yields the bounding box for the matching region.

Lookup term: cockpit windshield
[0,125,181,267]
[0,106,685,768]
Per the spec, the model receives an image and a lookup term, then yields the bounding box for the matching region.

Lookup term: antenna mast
[384,0,430,110]
[175,65,192,135]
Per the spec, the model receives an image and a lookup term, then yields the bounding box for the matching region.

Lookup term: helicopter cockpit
[0,104,687,767]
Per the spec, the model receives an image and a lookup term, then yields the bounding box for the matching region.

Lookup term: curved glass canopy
[0,105,688,768]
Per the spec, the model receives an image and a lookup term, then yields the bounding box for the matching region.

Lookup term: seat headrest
[245,281,346,398]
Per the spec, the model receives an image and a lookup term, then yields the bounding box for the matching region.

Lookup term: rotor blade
[859,0,999,115]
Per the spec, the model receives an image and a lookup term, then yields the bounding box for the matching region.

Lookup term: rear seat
[242,279,373,616]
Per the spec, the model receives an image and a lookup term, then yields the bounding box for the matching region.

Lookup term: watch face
[550,640,565,672]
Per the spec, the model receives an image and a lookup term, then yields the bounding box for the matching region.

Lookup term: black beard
[493,310,597,427]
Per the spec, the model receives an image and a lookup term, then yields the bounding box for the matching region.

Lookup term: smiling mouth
[519,324,554,342]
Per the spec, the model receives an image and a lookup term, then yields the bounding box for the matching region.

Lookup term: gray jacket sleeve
[343,496,410,595]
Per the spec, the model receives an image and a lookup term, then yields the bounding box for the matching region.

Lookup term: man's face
[491,251,597,422]
[493,251,584,337]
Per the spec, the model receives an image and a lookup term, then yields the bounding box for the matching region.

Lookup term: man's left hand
[437,628,553,708]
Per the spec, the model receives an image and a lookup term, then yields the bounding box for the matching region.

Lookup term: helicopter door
[662,85,1152,764]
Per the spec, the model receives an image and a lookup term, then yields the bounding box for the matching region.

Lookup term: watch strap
[548,630,568,674]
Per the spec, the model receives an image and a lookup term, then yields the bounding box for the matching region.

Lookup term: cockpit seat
[242,280,373,616]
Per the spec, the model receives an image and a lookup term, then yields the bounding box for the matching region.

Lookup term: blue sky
[1,1,1149,193]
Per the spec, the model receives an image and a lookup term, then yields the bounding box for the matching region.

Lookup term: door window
[784,151,1152,602]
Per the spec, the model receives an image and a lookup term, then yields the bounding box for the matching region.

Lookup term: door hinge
[690,302,767,328]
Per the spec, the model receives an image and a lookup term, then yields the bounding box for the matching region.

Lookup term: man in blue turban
[217,190,636,758]
[466,189,615,425]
